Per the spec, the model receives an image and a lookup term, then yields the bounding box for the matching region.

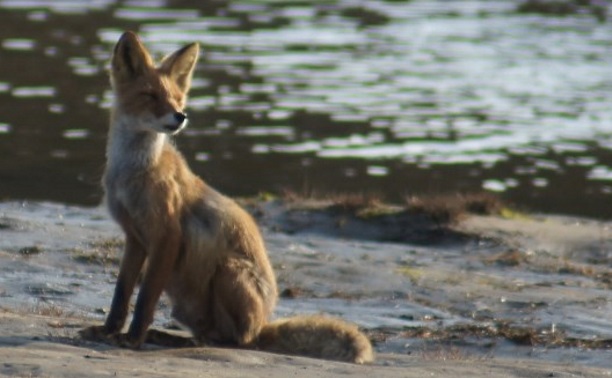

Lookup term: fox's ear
[111,31,154,82]
[159,43,199,92]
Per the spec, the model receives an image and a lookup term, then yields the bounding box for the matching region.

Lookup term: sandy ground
[1,311,609,378]
[0,200,611,377]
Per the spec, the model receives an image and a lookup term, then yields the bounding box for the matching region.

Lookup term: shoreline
[0,199,611,376]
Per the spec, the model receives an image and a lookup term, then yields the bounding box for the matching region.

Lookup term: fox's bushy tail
[254,315,374,364]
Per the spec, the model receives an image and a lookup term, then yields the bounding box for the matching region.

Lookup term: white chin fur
[167,120,188,135]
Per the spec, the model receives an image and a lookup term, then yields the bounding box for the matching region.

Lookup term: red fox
[79,31,374,364]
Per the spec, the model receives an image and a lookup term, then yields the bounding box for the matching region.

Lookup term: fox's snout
[161,111,188,134]
[174,112,187,125]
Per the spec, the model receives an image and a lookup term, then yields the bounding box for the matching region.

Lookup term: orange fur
[79,31,373,364]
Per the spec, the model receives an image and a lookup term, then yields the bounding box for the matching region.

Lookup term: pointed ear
[159,43,199,92]
[111,31,154,83]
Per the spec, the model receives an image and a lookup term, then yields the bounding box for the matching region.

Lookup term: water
[0,0,611,218]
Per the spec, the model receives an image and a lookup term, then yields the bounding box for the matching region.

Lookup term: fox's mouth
[162,123,187,135]
[164,124,181,132]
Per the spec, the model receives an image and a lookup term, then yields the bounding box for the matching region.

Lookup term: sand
[0,200,611,377]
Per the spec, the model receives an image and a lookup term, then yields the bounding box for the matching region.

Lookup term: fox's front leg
[80,233,146,342]
[122,231,182,348]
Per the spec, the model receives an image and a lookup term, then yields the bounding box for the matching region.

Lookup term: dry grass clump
[325,193,385,216]
[339,6,391,27]
[418,344,485,362]
[517,0,607,22]
[33,301,69,318]
[278,189,508,231]
[18,245,44,256]
[279,287,313,299]
[71,237,123,266]
[405,192,504,225]
[281,190,396,218]
[7,301,77,320]
[518,0,580,15]
[281,190,507,228]
[400,322,612,349]
[483,250,528,267]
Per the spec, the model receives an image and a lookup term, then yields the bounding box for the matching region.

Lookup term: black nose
[174,112,187,124]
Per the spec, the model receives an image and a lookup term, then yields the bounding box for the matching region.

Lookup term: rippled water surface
[0,0,611,217]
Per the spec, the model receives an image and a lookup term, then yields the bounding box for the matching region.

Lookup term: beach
[0,199,611,376]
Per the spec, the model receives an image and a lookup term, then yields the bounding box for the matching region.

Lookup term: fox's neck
[106,113,167,172]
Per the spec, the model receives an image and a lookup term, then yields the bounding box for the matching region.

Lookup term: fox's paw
[79,325,114,343]
[112,333,143,349]
[145,329,197,348]
[79,326,140,349]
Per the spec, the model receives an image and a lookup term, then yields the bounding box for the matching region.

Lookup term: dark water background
[0,0,611,218]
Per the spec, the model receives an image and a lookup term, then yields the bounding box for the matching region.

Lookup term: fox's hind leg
[204,258,276,346]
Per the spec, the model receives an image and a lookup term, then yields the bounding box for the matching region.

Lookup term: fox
[79,31,374,364]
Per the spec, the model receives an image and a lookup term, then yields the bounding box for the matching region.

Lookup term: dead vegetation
[279,286,365,300]
[383,322,612,350]
[281,190,393,216]
[282,190,505,225]
[517,0,607,22]
[481,248,612,289]
[5,300,78,321]
[246,190,511,244]
[18,245,44,256]
[405,192,504,225]
[323,193,383,213]
[417,344,490,362]
[32,301,71,318]
[339,6,391,27]
[483,249,528,267]
[70,238,123,266]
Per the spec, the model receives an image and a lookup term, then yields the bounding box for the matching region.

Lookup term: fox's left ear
[160,43,200,92]
[112,31,155,83]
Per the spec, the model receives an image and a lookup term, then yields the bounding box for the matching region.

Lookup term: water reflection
[12,86,55,97]
[0,0,611,218]
[2,38,35,50]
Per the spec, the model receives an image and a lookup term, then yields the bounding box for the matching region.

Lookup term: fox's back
[180,176,276,276]
[144,148,278,331]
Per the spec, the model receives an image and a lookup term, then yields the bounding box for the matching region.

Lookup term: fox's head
[110,31,199,135]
